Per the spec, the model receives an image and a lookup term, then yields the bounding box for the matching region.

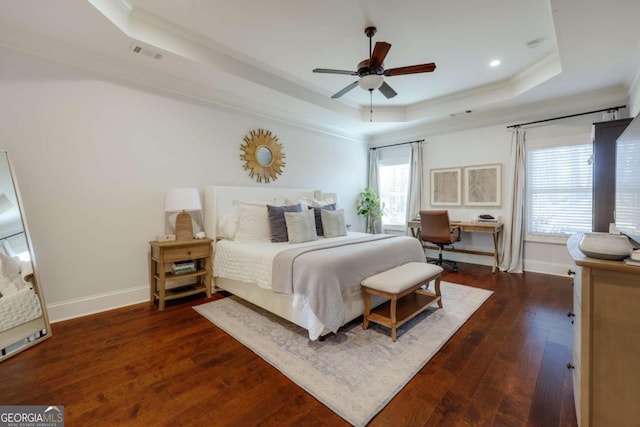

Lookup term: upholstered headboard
[203,185,336,240]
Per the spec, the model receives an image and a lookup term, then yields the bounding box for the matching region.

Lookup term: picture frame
[464,163,501,206]
[430,167,462,206]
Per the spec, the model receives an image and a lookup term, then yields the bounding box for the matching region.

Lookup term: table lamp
[165,188,202,241]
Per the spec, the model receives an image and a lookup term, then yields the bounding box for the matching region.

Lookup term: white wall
[376,110,630,275]
[629,75,640,118]
[0,47,368,321]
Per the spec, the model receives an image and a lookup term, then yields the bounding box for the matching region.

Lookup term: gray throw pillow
[285,209,318,243]
[267,204,302,242]
[321,209,347,238]
[311,203,336,236]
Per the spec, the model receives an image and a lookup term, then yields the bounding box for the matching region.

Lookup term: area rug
[194,282,492,426]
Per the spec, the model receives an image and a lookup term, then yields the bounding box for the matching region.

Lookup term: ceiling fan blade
[378,81,397,99]
[313,68,358,76]
[331,81,359,98]
[384,62,436,76]
[369,41,391,69]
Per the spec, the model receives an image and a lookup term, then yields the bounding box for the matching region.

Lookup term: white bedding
[0,286,42,332]
[213,232,372,339]
[214,231,370,289]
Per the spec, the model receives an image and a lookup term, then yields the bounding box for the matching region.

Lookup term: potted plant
[356,187,386,233]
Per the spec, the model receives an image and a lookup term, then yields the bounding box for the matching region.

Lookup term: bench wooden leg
[435,278,443,308]
[390,296,398,342]
[362,289,371,329]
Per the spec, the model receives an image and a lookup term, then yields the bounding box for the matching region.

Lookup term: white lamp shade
[165,188,202,212]
[358,74,384,91]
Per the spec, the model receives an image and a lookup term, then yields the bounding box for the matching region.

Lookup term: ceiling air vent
[130,44,163,61]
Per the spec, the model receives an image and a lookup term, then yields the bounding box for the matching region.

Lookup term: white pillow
[321,209,347,238]
[311,197,335,207]
[0,253,20,276]
[286,196,335,210]
[284,209,318,243]
[233,200,271,242]
[218,212,237,240]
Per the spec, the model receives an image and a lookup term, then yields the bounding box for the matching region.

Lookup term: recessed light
[489,60,501,67]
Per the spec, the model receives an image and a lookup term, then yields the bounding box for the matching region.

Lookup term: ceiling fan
[313,26,436,100]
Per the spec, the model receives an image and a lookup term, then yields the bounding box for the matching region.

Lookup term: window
[527,142,593,236]
[379,161,410,227]
[616,135,640,240]
[377,146,411,229]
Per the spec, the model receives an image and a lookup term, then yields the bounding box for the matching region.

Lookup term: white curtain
[406,141,423,227]
[500,127,526,273]
[367,149,381,233]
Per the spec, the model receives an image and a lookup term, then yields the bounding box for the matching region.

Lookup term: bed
[0,260,46,351]
[203,185,426,340]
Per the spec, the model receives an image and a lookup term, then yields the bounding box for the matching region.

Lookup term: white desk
[407,220,503,273]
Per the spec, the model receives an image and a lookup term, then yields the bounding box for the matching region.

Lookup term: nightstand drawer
[160,244,210,262]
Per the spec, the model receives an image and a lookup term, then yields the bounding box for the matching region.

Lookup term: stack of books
[624,249,640,267]
[172,260,196,275]
[477,215,498,223]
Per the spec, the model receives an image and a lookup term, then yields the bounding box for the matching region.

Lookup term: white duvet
[0,287,43,332]
[213,232,371,339]
[213,232,369,288]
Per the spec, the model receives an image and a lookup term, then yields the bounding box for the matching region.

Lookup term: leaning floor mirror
[0,150,51,362]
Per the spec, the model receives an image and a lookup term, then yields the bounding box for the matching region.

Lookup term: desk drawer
[461,225,493,233]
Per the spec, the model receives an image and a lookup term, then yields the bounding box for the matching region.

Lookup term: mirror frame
[240,129,286,183]
[0,151,51,362]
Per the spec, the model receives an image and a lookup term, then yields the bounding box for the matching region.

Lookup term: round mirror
[240,129,286,183]
[256,146,273,166]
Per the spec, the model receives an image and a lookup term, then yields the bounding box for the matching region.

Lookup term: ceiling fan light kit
[359,74,384,91]
[313,26,436,100]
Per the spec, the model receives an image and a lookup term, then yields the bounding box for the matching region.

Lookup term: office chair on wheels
[419,210,460,272]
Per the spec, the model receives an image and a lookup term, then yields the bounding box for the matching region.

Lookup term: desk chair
[419,210,460,272]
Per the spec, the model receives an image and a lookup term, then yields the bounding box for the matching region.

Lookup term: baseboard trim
[523,260,573,277]
[46,285,149,323]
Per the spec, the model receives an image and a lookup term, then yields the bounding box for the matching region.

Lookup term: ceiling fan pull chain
[370,90,373,122]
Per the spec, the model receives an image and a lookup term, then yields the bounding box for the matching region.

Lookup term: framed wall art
[430,167,462,206]
[464,163,501,206]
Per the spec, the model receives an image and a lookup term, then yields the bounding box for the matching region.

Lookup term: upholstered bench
[361,262,444,341]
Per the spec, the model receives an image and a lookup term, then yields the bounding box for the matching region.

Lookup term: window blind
[615,138,640,234]
[527,143,593,236]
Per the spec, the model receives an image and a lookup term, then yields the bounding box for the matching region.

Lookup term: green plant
[356,187,386,233]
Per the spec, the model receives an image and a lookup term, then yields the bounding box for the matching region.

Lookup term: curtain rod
[507,105,626,129]
[370,139,425,150]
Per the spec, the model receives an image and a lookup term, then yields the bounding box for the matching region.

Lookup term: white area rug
[194,282,492,426]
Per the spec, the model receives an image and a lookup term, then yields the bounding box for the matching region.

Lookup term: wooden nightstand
[149,238,213,310]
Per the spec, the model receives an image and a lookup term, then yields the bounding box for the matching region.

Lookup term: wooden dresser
[567,233,640,427]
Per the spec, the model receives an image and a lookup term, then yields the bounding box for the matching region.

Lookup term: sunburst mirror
[240,129,286,183]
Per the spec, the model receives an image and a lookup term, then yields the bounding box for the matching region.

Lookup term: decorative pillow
[267,203,302,242]
[218,212,237,240]
[311,197,335,207]
[321,209,347,238]
[284,209,318,243]
[233,200,271,242]
[310,203,336,236]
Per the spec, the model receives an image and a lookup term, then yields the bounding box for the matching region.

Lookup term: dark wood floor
[0,263,577,426]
